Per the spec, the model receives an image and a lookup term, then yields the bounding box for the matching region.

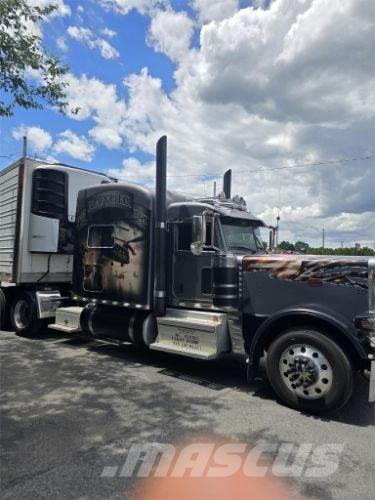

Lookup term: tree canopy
[0,0,70,117]
[276,240,374,256]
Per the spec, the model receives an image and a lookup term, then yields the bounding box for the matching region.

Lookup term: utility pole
[213,181,216,197]
[22,136,27,158]
[275,214,280,247]
[311,225,325,255]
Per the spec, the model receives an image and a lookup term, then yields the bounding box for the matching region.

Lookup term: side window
[87,225,115,248]
[205,220,222,248]
[177,219,222,252]
[177,221,192,251]
[32,169,67,219]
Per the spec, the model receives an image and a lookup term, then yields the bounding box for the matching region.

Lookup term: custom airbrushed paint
[73,184,153,308]
[242,254,368,289]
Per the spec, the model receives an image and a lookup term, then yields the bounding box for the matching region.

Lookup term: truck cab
[167,199,265,310]
[48,136,374,415]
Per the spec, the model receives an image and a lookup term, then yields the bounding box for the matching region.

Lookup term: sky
[1,0,374,248]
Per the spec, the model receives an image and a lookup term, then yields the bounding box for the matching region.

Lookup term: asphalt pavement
[0,329,374,499]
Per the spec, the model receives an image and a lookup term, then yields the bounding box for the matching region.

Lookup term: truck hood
[241,254,369,289]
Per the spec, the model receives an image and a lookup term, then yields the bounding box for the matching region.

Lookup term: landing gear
[267,328,354,413]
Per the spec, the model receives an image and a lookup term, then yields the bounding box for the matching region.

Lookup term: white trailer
[0,157,112,335]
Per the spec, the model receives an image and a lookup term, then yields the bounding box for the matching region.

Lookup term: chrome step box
[49,306,83,333]
[150,308,229,359]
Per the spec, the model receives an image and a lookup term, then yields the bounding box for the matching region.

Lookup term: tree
[0,0,70,117]
[278,241,295,252]
[294,241,310,253]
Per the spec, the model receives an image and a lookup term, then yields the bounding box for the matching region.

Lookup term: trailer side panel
[0,162,20,283]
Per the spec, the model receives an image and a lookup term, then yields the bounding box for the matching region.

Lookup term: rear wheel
[10,291,45,337]
[266,328,354,413]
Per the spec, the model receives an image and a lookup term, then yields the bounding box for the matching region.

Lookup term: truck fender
[246,307,368,379]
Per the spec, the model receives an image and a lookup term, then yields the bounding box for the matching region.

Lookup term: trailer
[0,158,112,335]
[21,138,375,414]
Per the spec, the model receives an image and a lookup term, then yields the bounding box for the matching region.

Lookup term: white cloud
[107,0,375,247]
[98,0,168,16]
[27,0,71,18]
[191,0,239,24]
[100,27,117,38]
[12,125,52,153]
[56,36,69,52]
[147,9,195,63]
[63,73,126,149]
[67,26,119,59]
[53,130,95,162]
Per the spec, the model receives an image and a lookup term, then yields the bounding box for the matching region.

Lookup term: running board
[150,308,229,360]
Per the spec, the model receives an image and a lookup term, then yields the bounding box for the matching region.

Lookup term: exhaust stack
[154,135,167,316]
[223,169,232,199]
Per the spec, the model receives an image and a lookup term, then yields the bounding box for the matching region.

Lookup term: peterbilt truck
[0,157,111,334]
[45,136,374,414]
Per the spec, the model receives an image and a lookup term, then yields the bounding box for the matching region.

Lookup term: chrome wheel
[279,343,333,400]
[13,299,31,330]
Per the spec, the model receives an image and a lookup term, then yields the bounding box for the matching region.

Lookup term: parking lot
[0,328,374,499]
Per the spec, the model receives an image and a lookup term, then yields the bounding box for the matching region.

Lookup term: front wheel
[266,328,354,413]
[10,291,45,337]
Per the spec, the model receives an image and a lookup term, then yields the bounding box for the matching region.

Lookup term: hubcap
[279,344,333,399]
[14,299,30,330]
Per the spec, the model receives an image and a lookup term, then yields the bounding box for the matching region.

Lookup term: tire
[266,328,354,413]
[0,289,11,330]
[10,291,45,337]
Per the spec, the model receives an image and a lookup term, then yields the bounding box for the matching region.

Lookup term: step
[48,306,83,333]
[149,308,229,359]
[49,323,81,333]
[150,341,217,359]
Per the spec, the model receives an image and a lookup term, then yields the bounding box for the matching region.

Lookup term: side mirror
[190,215,206,255]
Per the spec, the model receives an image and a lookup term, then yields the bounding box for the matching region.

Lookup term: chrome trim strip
[213,294,238,299]
[213,283,237,288]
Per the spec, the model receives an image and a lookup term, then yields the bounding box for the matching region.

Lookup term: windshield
[221,217,264,253]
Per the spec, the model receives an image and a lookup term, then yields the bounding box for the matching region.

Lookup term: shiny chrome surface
[279,343,333,400]
[14,299,30,329]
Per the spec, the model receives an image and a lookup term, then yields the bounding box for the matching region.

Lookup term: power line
[118,154,375,180]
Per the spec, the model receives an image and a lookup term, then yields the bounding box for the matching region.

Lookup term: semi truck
[0,157,111,334]
[2,140,374,414]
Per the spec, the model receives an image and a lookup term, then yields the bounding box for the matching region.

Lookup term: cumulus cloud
[63,73,126,149]
[107,0,375,247]
[67,26,119,59]
[56,36,69,52]
[53,130,95,162]
[27,0,71,17]
[98,0,168,16]
[191,0,239,24]
[100,27,117,38]
[12,125,52,153]
[147,9,195,62]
